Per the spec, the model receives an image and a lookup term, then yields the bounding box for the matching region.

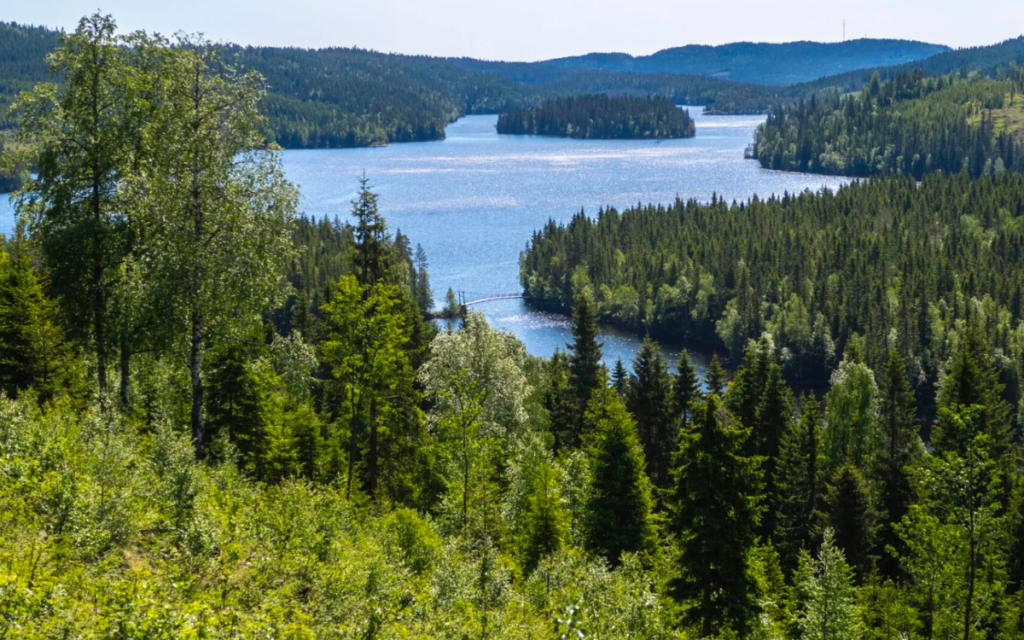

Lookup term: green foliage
[521,173,1024,418]
[584,388,655,566]
[0,241,69,400]
[896,425,1007,640]
[627,338,677,489]
[322,275,421,501]
[823,350,880,471]
[498,94,695,139]
[753,68,1024,178]
[872,349,921,579]
[671,394,763,637]
[567,292,605,447]
[796,529,862,640]
[824,463,877,580]
[775,397,826,572]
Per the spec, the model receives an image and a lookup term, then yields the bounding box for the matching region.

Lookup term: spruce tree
[796,529,862,640]
[520,462,566,574]
[611,357,629,396]
[726,337,772,433]
[825,463,876,580]
[934,324,1011,461]
[205,344,268,477]
[775,396,825,572]
[584,388,654,565]
[627,338,676,489]
[753,362,794,541]
[672,395,763,637]
[674,349,701,428]
[545,350,576,453]
[352,174,388,286]
[873,349,919,579]
[568,292,605,446]
[707,354,728,396]
[0,243,66,401]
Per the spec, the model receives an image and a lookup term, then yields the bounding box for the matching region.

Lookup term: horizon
[8,0,1024,62]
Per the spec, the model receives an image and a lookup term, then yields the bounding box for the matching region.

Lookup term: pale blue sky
[8,0,1024,61]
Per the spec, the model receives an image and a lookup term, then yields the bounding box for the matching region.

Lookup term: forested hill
[0,21,785,148]
[752,67,1024,178]
[790,35,1024,96]
[520,172,1024,398]
[497,95,695,139]
[540,39,950,85]
[226,46,532,148]
[0,22,62,131]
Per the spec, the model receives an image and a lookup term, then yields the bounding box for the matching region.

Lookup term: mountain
[789,35,1024,95]
[540,39,950,85]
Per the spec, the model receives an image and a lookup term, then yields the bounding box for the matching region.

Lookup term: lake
[0,109,847,377]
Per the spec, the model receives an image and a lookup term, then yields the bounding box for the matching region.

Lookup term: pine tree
[775,396,825,572]
[672,395,763,637]
[796,529,862,640]
[674,349,701,428]
[627,338,676,489]
[568,291,605,447]
[584,388,654,565]
[825,463,876,581]
[873,349,919,579]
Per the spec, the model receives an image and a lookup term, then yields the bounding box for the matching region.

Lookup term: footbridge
[457,291,528,313]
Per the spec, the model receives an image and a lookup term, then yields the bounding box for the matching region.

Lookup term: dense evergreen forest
[496,95,695,139]
[752,68,1024,177]
[521,173,1024,400]
[540,39,949,86]
[5,12,1024,640]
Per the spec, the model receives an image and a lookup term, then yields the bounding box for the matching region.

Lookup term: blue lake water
[0,109,847,376]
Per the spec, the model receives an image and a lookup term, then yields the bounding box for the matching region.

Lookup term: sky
[8,0,1024,61]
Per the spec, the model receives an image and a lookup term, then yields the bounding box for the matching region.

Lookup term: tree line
[752,68,1024,178]
[497,94,695,139]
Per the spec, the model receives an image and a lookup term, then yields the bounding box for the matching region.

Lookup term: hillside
[541,39,950,85]
[0,22,62,131]
[790,35,1024,95]
[752,68,1024,178]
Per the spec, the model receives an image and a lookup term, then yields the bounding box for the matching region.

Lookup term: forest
[751,68,1024,178]
[521,172,1024,403]
[4,12,1024,640]
[496,94,695,139]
